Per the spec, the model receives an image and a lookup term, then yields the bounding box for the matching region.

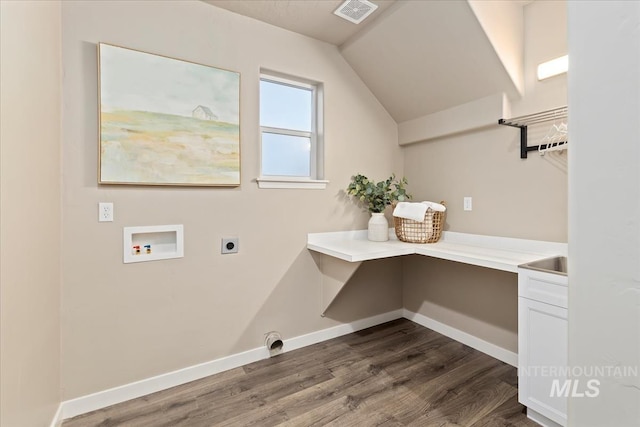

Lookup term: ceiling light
[537,55,568,80]
[334,0,379,25]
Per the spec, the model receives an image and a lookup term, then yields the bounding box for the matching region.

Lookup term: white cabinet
[518,265,568,427]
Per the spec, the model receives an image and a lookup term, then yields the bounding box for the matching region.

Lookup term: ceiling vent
[334,0,379,24]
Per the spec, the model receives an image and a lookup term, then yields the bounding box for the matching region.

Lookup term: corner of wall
[0,1,63,426]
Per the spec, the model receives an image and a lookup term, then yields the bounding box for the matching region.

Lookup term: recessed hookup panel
[123,224,184,263]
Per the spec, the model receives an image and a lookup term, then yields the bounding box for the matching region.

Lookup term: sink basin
[519,256,567,275]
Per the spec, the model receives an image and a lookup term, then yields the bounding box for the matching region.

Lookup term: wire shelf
[499,106,568,158]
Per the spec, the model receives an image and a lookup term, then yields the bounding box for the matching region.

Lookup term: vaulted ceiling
[207,0,397,46]
[207,0,526,124]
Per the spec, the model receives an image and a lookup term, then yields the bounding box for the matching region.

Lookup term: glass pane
[262,132,311,177]
[260,80,312,132]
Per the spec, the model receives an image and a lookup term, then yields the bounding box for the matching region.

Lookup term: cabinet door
[519,297,568,426]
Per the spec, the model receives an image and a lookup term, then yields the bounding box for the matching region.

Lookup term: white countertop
[307,230,567,273]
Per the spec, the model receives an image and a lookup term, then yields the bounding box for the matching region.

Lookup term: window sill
[256,177,329,189]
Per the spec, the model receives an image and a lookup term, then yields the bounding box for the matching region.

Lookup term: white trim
[527,407,564,427]
[260,73,315,90]
[403,309,518,367]
[259,71,324,182]
[61,347,268,420]
[59,309,403,421]
[49,403,63,427]
[58,308,518,422]
[286,309,403,352]
[256,177,329,189]
[261,127,312,139]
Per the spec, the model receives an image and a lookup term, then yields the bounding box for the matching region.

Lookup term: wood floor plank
[279,359,385,414]
[65,366,248,426]
[62,319,538,427]
[469,395,533,427]
[407,378,516,426]
[219,358,393,426]
[185,366,334,424]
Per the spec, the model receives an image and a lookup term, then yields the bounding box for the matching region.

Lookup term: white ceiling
[341,1,520,122]
[206,0,524,123]
[207,0,397,46]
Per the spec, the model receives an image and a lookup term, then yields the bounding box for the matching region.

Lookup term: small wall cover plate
[221,237,239,254]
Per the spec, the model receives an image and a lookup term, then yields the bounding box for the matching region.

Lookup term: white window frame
[257,71,328,189]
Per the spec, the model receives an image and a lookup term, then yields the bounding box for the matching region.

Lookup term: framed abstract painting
[98,43,240,186]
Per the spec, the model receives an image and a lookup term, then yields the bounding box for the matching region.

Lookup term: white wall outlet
[98,202,114,222]
[221,237,239,254]
[463,197,472,211]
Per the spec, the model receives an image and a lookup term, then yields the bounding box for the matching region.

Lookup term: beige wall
[401,0,568,354]
[513,0,568,118]
[0,1,63,426]
[403,257,520,351]
[0,0,572,414]
[60,0,403,399]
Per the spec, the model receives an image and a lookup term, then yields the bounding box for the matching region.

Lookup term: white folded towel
[393,202,428,222]
[422,201,446,212]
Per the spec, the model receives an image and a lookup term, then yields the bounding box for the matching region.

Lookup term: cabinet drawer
[518,268,568,308]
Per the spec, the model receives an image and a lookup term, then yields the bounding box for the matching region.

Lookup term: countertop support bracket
[318,255,362,316]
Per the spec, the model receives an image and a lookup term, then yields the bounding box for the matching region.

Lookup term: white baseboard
[403,309,518,367]
[284,309,404,353]
[59,308,404,421]
[57,307,517,423]
[527,407,564,427]
[49,403,63,427]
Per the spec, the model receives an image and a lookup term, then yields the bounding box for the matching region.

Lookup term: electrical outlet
[463,197,472,211]
[221,237,239,254]
[98,202,114,222]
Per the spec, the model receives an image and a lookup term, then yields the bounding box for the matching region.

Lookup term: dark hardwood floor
[62,319,537,426]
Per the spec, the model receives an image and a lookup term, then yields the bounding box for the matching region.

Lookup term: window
[257,72,327,189]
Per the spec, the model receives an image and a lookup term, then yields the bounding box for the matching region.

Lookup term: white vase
[368,212,389,242]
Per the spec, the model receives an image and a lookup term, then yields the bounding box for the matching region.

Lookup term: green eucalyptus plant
[347,174,411,213]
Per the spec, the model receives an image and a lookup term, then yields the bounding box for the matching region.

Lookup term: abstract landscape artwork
[98,43,240,186]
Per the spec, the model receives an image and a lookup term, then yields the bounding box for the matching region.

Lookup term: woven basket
[393,201,446,244]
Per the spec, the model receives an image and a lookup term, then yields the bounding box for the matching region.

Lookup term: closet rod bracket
[498,106,567,159]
